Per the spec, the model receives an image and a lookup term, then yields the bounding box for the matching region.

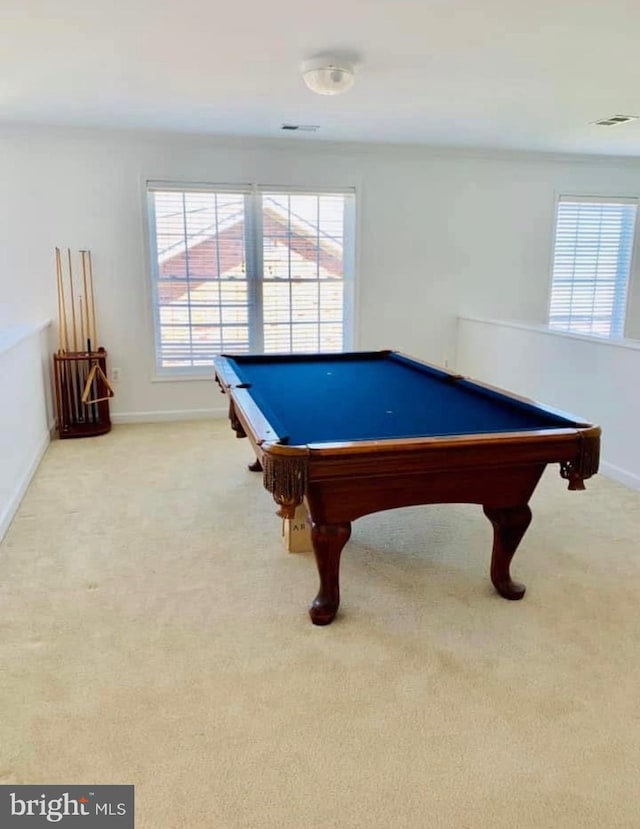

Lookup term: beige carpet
[1,421,639,828]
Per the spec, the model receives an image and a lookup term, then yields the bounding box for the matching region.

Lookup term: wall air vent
[281,124,320,132]
[593,114,639,126]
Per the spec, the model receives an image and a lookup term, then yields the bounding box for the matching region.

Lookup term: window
[146,183,355,374]
[549,196,637,338]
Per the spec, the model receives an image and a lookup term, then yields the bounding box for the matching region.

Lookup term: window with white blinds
[146,183,355,373]
[549,197,637,338]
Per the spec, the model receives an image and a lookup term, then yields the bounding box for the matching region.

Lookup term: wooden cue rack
[53,348,112,438]
[54,247,114,439]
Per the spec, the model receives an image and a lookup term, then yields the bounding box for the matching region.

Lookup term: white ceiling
[2,0,640,156]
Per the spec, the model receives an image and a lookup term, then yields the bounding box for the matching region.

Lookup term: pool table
[214,350,600,625]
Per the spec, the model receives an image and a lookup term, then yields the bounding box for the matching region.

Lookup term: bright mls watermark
[0,786,134,827]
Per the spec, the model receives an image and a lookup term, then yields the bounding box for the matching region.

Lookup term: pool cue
[67,248,78,351]
[79,294,85,352]
[55,248,71,430]
[80,252,92,422]
[78,294,91,423]
[55,247,64,354]
[80,288,92,423]
[86,250,99,422]
[67,247,82,423]
[83,251,94,421]
[56,247,71,352]
[89,252,97,347]
[58,247,75,428]
[54,248,64,427]
[81,250,92,347]
[59,247,71,428]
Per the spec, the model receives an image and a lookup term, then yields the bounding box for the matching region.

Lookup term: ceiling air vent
[281,124,319,132]
[593,114,639,127]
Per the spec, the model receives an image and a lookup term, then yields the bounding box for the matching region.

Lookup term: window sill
[151,373,216,383]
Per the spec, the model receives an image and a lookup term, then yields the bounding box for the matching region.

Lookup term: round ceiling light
[302,58,355,96]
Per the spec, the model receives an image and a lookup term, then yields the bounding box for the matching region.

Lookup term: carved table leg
[482,505,532,600]
[248,458,262,472]
[309,522,352,625]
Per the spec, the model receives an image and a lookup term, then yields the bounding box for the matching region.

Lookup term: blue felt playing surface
[226,352,579,446]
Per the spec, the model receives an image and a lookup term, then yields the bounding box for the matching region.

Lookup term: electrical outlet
[111,367,121,383]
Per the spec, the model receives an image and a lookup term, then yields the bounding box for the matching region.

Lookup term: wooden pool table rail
[221,380,600,511]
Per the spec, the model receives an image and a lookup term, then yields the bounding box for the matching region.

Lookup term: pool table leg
[483,504,532,600]
[309,522,352,625]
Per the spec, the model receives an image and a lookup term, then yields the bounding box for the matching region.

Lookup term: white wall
[2,125,640,420]
[456,317,640,490]
[0,322,53,540]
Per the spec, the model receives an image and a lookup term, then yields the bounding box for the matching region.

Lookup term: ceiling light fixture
[302,57,355,96]
[281,123,320,132]
[593,114,639,127]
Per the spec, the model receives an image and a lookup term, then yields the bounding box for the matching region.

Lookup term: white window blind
[549,197,637,338]
[147,183,355,373]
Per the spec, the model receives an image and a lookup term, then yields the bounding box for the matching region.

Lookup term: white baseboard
[0,431,51,542]
[111,407,227,424]
[600,461,640,491]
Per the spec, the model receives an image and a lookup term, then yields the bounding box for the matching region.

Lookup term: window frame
[145,181,357,379]
[547,193,640,340]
